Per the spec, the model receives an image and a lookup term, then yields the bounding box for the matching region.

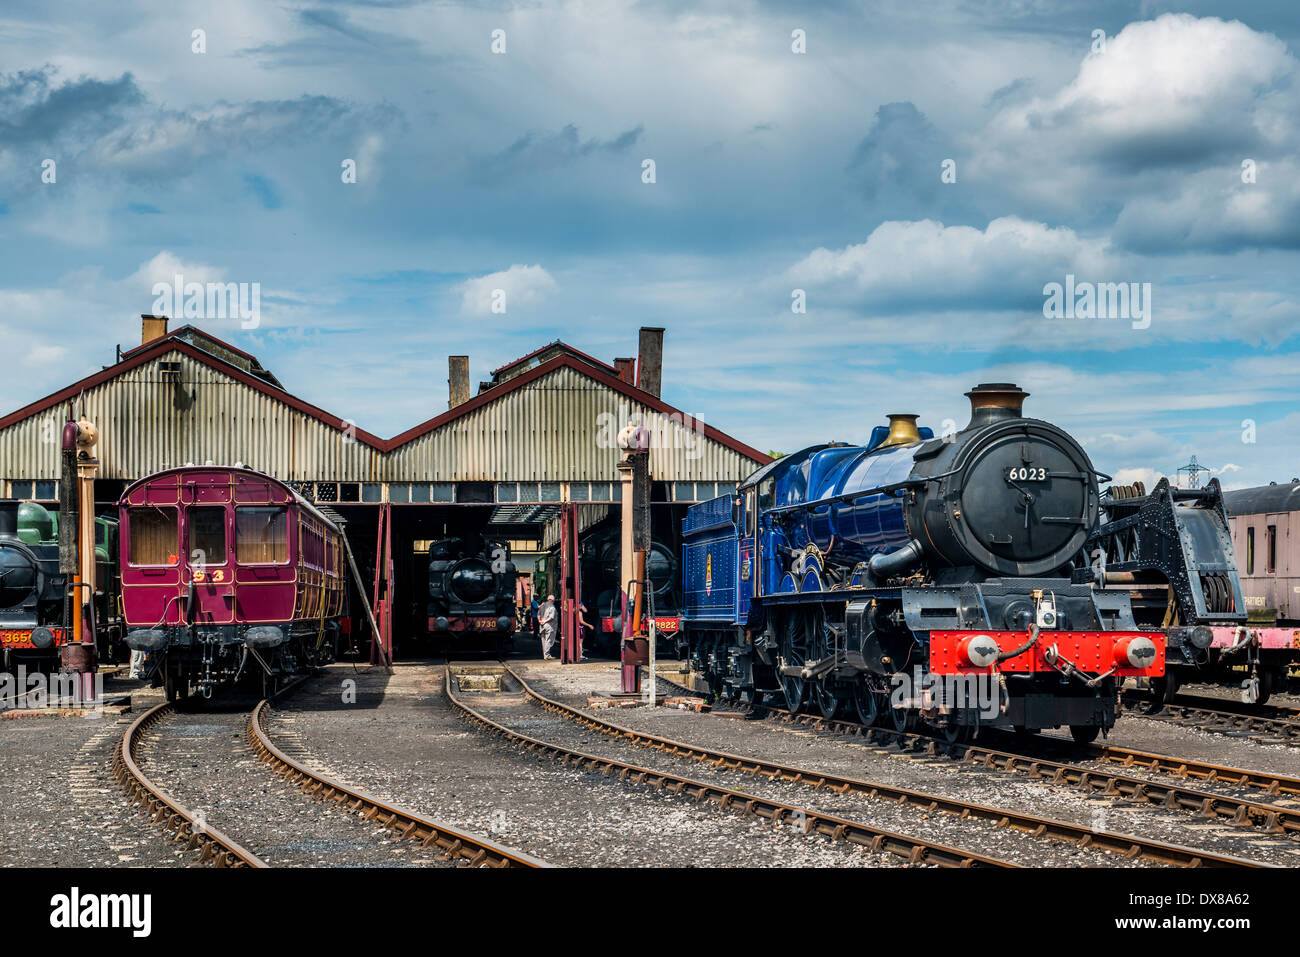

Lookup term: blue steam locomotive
[680,384,1166,743]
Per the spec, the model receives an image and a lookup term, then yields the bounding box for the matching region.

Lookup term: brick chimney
[141,314,169,346]
[636,327,664,398]
[448,355,470,409]
[614,357,635,385]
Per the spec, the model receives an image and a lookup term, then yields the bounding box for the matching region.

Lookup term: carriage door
[186,506,235,625]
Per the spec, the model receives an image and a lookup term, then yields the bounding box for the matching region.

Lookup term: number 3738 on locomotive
[680,383,1164,744]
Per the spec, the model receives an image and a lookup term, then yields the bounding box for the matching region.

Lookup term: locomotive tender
[120,466,345,699]
[681,384,1165,743]
[427,534,517,652]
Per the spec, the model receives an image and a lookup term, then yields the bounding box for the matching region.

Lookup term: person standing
[538,594,557,660]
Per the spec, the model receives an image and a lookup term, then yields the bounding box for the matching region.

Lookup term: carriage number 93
[1006,467,1048,481]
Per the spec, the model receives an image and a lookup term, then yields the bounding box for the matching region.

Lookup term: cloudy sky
[1,1,1297,489]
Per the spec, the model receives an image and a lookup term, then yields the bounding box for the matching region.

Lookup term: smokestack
[636,327,664,398]
[449,356,470,409]
[614,358,635,385]
[141,314,168,346]
[965,383,1029,430]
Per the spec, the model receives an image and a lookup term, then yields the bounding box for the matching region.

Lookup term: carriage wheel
[777,612,807,714]
[1256,669,1274,706]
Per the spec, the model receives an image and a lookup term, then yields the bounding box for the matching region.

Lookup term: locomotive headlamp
[959,634,1001,668]
[1113,635,1158,670]
[1036,597,1057,629]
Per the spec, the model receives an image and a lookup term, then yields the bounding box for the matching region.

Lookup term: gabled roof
[121,324,283,388]
[0,327,770,464]
[489,340,620,382]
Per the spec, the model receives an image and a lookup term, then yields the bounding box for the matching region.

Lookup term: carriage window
[187,507,227,566]
[1267,525,1277,574]
[129,508,179,566]
[236,507,289,564]
[1246,527,1255,576]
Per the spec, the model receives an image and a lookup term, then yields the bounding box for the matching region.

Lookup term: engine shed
[0,316,770,660]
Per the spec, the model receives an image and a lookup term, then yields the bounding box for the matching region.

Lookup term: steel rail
[509,666,1264,868]
[749,703,1300,837]
[247,699,548,868]
[1172,694,1300,723]
[114,701,268,868]
[648,669,1300,807]
[444,669,1014,869]
[1118,689,1300,744]
[1143,701,1300,744]
[645,669,1300,798]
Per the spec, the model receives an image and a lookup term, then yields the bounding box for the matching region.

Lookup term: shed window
[236,507,289,564]
[129,508,179,566]
[187,507,227,566]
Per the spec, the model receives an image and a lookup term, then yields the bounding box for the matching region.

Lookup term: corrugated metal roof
[0,337,768,487]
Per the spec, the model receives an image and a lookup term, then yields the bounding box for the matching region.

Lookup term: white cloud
[980,14,1298,170]
[1114,160,1300,252]
[786,216,1113,310]
[457,264,556,317]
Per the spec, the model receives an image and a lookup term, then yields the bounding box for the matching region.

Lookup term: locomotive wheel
[850,681,878,726]
[890,703,915,733]
[1144,670,1179,714]
[736,686,761,708]
[163,665,177,703]
[936,718,964,744]
[777,613,807,714]
[806,608,839,719]
[1069,724,1100,745]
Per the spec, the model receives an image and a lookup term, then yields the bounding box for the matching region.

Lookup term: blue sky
[1,1,1297,489]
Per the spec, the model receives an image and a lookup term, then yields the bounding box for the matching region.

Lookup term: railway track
[642,669,1300,837]
[1125,695,1300,746]
[113,700,267,868]
[510,666,1265,868]
[247,699,546,868]
[445,667,1018,868]
[116,683,546,869]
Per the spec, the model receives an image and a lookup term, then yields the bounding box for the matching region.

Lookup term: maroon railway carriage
[120,466,346,700]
